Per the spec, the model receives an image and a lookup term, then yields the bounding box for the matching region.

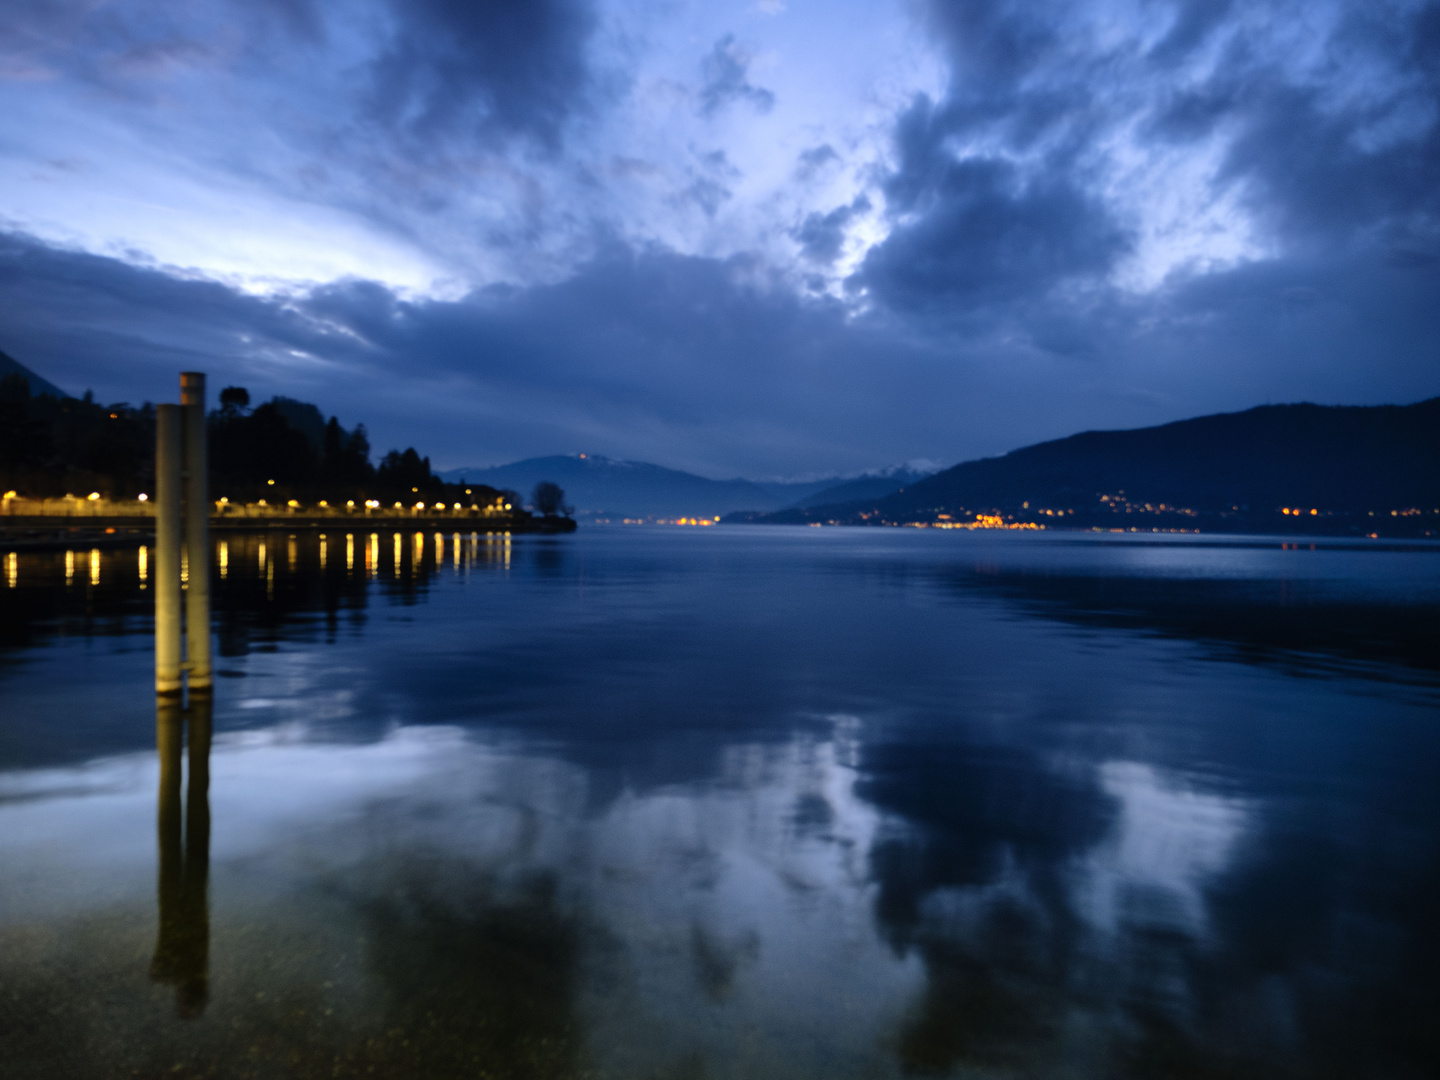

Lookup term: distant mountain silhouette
[736,399,1440,537]
[789,465,938,509]
[437,455,830,518]
[438,456,938,518]
[0,348,69,398]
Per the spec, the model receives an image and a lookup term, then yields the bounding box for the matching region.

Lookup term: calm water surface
[1,526,1438,1079]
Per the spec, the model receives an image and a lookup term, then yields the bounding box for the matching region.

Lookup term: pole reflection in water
[150,695,212,1019]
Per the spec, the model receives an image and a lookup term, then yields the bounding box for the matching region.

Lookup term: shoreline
[0,513,576,552]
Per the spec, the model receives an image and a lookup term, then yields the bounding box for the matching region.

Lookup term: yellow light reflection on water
[258,542,267,575]
[181,548,189,587]
[368,533,378,579]
[393,532,402,577]
[346,533,354,572]
[435,532,444,567]
[319,534,327,571]
[452,532,461,575]
[5,551,15,588]
[65,550,74,585]
[139,544,149,583]
[89,548,100,585]
[413,531,423,568]
[217,541,226,580]
[288,536,297,570]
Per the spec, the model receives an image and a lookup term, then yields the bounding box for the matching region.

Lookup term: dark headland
[0,363,575,545]
[729,399,1440,539]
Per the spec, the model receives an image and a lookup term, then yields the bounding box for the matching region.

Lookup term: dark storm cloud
[1145,6,1440,246]
[0,229,963,475]
[367,0,599,149]
[698,34,775,117]
[858,0,1440,319]
[793,196,871,264]
[0,0,600,149]
[862,103,1126,308]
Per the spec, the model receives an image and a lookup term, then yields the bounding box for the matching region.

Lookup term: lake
[2,526,1437,1079]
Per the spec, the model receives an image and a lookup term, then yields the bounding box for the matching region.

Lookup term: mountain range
[437,457,936,519]
[735,398,1440,538]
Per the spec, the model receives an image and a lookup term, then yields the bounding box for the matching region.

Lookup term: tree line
[0,376,558,511]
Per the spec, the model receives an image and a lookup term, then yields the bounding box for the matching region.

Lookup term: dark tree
[377,447,441,495]
[218,386,250,416]
[209,401,316,488]
[0,375,53,477]
[532,481,568,517]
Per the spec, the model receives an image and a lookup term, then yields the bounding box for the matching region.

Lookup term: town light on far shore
[87,492,100,500]
[137,493,148,502]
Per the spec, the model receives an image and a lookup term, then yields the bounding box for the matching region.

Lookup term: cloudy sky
[1,0,1436,476]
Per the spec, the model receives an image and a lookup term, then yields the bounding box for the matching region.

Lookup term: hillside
[736,399,1440,538]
